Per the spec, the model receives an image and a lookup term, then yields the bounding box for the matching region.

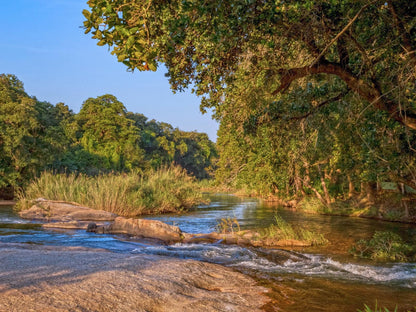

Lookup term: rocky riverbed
[0,243,269,312]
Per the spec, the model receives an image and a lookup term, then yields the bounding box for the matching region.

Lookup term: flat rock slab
[0,245,269,312]
[100,216,183,243]
[19,198,117,222]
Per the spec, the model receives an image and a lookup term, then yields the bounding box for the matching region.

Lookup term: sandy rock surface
[92,216,183,242]
[0,244,269,312]
[19,198,117,222]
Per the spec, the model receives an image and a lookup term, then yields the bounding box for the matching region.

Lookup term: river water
[1,194,416,311]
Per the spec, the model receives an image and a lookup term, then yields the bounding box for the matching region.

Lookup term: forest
[0,73,216,198]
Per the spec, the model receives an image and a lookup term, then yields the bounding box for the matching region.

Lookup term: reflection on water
[146,193,416,258]
[1,195,416,311]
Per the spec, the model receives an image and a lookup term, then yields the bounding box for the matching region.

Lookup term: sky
[0,0,219,141]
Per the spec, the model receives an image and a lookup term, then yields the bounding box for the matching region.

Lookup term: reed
[17,166,204,216]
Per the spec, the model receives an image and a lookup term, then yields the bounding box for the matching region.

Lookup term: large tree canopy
[83,0,416,129]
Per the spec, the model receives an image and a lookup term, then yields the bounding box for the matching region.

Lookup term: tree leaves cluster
[83,0,416,208]
[0,74,216,195]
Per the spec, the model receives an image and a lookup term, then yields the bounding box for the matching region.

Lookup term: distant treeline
[0,74,217,194]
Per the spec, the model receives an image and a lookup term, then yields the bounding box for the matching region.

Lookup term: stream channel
[1,194,416,311]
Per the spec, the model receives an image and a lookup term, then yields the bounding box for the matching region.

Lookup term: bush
[350,231,415,262]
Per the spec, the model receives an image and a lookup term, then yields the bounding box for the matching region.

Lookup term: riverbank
[210,188,416,224]
[0,243,269,312]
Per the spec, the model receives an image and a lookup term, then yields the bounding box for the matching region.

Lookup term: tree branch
[269,91,348,122]
[387,1,416,59]
[272,61,416,130]
[310,0,379,67]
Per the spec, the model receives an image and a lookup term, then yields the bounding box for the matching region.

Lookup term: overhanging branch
[272,61,416,130]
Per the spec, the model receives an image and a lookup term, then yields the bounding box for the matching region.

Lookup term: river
[1,194,416,311]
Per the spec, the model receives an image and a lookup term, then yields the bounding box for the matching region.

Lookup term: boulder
[92,217,183,243]
[19,198,117,222]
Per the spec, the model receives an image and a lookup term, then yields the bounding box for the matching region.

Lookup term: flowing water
[1,195,416,311]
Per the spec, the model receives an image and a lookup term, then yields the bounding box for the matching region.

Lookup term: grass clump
[350,231,415,262]
[358,302,398,312]
[261,215,328,246]
[216,216,240,234]
[17,166,204,217]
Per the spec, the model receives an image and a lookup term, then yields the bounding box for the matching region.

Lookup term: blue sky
[0,0,219,141]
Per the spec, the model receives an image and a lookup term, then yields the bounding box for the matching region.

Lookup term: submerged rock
[183,231,313,248]
[19,198,117,222]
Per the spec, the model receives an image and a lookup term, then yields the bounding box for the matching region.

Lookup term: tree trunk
[318,165,331,204]
[361,181,377,204]
[294,166,305,196]
[402,200,410,219]
[347,175,355,198]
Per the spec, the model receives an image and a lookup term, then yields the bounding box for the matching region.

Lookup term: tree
[0,74,40,188]
[172,130,217,179]
[77,94,145,171]
[83,0,416,129]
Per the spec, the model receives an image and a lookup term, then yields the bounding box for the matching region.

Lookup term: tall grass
[261,215,328,246]
[17,166,204,216]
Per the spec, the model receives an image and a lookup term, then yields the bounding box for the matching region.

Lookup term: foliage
[216,216,240,234]
[261,215,328,246]
[0,74,216,198]
[350,231,415,262]
[17,167,204,216]
[0,74,72,188]
[77,94,145,171]
[83,0,416,218]
[83,0,416,129]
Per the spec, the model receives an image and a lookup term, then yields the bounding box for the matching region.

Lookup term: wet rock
[93,217,183,243]
[43,221,104,230]
[86,222,98,232]
[0,246,270,312]
[19,198,117,222]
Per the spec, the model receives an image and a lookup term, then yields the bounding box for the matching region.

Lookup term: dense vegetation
[0,74,216,198]
[17,167,204,216]
[84,0,416,221]
[350,231,416,262]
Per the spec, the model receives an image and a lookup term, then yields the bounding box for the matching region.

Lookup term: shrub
[350,231,415,262]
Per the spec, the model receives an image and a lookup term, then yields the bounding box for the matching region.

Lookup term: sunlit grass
[17,166,205,216]
[261,215,328,246]
[358,301,398,312]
